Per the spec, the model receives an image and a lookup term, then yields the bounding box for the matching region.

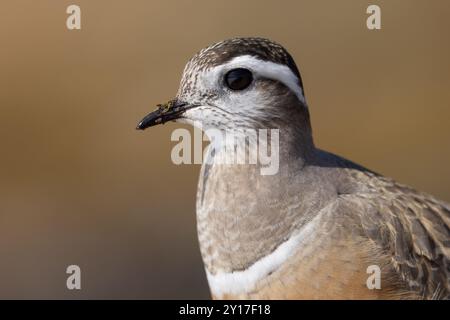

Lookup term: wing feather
[346,173,450,299]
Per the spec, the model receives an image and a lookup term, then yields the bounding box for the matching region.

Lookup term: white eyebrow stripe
[216,55,306,105]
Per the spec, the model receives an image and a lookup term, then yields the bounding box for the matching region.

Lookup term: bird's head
[137,37,312,134]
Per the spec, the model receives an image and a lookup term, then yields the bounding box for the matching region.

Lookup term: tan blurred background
[0,0,449,299]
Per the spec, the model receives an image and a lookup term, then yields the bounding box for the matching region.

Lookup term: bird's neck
[196,117,322,275]
[202,102,316,171]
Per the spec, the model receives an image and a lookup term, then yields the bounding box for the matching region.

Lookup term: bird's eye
[224,68,253,91]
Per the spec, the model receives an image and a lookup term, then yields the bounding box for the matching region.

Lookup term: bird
[137,37,450,299]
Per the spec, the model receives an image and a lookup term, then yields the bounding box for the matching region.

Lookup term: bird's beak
[136,99,189,130]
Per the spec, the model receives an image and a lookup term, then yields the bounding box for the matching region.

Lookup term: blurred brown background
[0,0,449,299]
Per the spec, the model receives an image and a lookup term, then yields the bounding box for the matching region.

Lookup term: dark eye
[224,68,253,91]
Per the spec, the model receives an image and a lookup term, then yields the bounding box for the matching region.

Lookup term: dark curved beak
[136,99,189,130]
